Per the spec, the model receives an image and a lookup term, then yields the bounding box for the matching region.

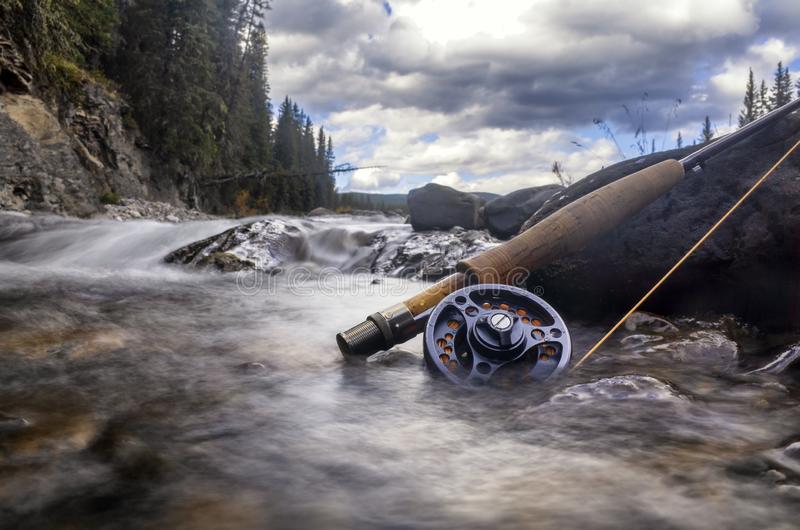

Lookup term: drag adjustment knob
[486,312,515,347]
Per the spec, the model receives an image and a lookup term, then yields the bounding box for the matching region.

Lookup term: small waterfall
[0,212,412,274]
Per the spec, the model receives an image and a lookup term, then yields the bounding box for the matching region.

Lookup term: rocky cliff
[0,36,182,217]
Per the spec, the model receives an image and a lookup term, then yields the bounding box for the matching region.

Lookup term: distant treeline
[0,0,336,213]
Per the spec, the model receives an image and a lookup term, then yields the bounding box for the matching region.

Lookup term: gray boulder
[308,207,335,216]
[407,183,482,230]
[483,184,562,239]
[164,219,309,272]
[524,112,800,332]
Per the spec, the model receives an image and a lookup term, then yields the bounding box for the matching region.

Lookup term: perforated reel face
[423,284,571,386]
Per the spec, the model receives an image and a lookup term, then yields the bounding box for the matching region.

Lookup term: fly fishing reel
[423,284,571,386]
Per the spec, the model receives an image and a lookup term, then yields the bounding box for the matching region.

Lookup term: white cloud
[710,38,798,102]
[266,0,800,194]
[333,104,619,193]
[348,167,402,190]
[431,171,461,187]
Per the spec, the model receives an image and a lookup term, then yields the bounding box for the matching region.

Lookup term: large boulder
[483,184,562,239]
[407,183,483,230]
[308,207,335,216]
[523,112,800,332]
[164,219,309,272]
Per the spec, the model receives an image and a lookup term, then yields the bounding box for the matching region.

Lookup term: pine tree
[326,137,335,172]
[274,97,299,171]
[756,79,770,117]
[700,116,714,143]
[770,62,793,110]
[238,21,272,169]
[738,68,757,127]
[116,0,224,174]
[317,128,327,169]
[676,131,683,149]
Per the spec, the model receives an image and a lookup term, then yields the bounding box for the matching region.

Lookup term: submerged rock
[0,412,29,432]
[525,112,800,332]
[623,329,739,371]
[1,411,98,459]
[238,361,267,373]
[624,312,678,334]
[550,375,683,404]
[762,439,800,481]
[620,333,664,349]
[407,183,483,230]
[750,343,800,374]
[165,219,309,272]
[0,327,128,359]
[366,348,422,366]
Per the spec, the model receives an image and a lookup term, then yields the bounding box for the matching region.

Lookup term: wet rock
[165,219,308,271]
[620,333,664,349]
[549,375,683,404]
[308,207,335,216]
[0,327,128,359]
[366,348,422,367]
[239,361,267,373]
[624,312,678,334]
[785,441,800,460]
[764,469,787,484]
[776,485,800,498]
[2,412,98,459]
[648,330,739,370]
[0,412,29,432]
[483,184,562,239]
[370,226,499,279]
[762,440,800,480]
[525,112,800,332]
[408,183,483,230]
[750,343,800,374]
[200,252,254,272]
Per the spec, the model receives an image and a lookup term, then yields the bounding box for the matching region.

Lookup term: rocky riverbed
[0,212,799,529]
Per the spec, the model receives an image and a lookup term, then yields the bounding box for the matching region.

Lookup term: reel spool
[423,284,571,386]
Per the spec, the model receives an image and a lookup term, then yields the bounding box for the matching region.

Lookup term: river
[0,213,798,529]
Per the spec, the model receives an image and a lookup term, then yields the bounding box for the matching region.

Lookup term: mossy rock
[197,252,254,272]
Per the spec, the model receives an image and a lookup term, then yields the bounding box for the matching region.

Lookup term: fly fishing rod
[336,98,800,386]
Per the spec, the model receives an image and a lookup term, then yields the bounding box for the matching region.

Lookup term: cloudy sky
[266,0,800,194]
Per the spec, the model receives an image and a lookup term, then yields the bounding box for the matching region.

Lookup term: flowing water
[0,213,798,530]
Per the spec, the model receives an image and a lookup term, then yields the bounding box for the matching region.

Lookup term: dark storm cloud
[267,0,797,134]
